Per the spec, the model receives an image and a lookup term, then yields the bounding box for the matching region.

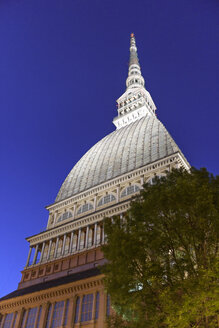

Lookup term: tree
[102,168,219,328]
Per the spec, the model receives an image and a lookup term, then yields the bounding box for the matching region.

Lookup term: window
[36,307,42,328]
[63,300,69,326]
[81,294,93,322]
[98,194,116,207]
[25,307,37,328]
[3,313,13,328]
[51,301,64,328]
[106,294,111,316]
[74,297,80,323]
[121,184,140,198]
[77,203,93,215]
[95,292,100,320]
[57,211,73,223]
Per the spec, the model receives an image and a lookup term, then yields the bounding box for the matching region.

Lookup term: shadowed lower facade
[0,34,189,328]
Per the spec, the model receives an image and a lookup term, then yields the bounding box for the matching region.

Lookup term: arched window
[97,194,116,207]
[77,203,93,215]
[57,211,73,223]
[121,184,140,198]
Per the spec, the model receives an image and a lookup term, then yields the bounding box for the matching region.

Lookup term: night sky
[0,0,218,297]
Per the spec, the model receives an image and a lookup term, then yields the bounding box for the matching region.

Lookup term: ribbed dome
[56,115,181,202]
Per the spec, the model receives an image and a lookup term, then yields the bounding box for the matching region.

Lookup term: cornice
[27,201,130,245]
[0,274,104,313]
[46,153,181,212]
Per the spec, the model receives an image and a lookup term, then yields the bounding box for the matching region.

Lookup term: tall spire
[126,33,145,89]
[113,34,156,130]
[129,33,140,66]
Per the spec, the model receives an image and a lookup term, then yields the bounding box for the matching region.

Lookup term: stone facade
[0,34,189,328]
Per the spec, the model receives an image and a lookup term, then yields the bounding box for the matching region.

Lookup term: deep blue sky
[0,0,218,297]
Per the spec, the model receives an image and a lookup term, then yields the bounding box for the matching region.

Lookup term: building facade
[0,34,189,328]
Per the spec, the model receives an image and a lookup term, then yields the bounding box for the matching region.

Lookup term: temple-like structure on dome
[0,34,189,328]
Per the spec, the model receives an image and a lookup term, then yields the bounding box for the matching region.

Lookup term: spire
[126,33,145,89]
[113,34,156,130]
[129,33,140,66]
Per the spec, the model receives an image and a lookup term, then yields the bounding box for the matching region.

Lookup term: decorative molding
[0,275,104,313]
[45,153,184,212]
[27,202,130,246]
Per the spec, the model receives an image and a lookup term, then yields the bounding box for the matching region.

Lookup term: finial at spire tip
[130,33,135,38]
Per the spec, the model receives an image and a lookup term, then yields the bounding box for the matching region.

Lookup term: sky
[0,0,218,297]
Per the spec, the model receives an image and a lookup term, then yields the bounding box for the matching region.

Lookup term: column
[69,231,74,254]
[77,229,81,251]
[11,312,17,328]
[25,247,32,267]
[39,242,45,263]
[85,226,89,249]
[38,303,48,328]
[47,240,52,261]
[98,290,106,327]
[53,212,58,226]
[78,295,83,324]
[1,314,6,328]
[33,245,39,265]
[116,185,120,202]
[140,175,144,186]
[23,309,29,328]
[66,298,75,327]
[62,234,67,256]
[94,194,97,211]
[93,223,97,246]
[92,292,97,320]
[48,303,55,328]
[61,300,67,326]
[101,223,105,244]
[14,309,24,328]
[73,204,77,218]
[54,237,59,258]
[34,306,41,328]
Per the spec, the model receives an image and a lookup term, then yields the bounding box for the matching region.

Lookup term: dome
[55,115,181,202]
